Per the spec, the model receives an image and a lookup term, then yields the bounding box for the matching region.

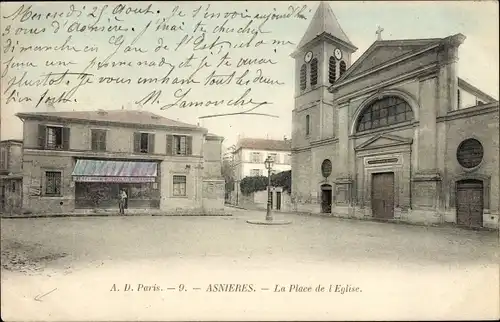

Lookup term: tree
[221,145,236,196]
[239,170,292,195]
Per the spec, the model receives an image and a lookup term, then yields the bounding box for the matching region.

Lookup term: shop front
[72,159,160,209]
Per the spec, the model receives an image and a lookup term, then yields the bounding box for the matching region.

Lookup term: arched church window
[310,58,318,86]
[356,96,414,132]
[328,56,336,84]
[300,64,307,90]
[339,60,347,76]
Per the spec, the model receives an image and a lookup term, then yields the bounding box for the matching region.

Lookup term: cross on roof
[376,26,384,41]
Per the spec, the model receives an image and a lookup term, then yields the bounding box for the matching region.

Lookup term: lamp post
[246,155,291,226]
[264,156,274,221]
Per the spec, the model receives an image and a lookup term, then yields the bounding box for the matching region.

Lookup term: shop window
[173,175,186,196]
[457,138,483,169]
[45,171,62,196]
[91,129,107,151]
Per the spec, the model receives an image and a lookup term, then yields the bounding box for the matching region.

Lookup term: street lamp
[264,155,274,221]
[246,155,291,226]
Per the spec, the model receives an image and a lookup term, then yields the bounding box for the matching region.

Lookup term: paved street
[1,208,499,321]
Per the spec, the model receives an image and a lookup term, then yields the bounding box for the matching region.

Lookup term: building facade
[0,140,23,214]
[16,110,225,215]
[291,2,499,229]
[231,138,291,206]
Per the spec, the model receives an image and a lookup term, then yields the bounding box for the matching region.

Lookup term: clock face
[304,51,313,63]
[334,48,342,60]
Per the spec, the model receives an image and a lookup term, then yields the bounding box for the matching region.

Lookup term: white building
[231,138,291,205]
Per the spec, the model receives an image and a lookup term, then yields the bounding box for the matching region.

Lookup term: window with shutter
[173,135,190,155]
[91,129,107,151]
[310,58,318,86]
[306,115,310,136]
[148,133,155,153]
[328,56,336,84]
[173,175,187,196]
[166,135,173,155]
[38,125,46,149]
[45,171,62,196]
[186,136,193,155]
[45,126,63,150]
[62,127,70,150]
[133,132,141,153]
[300,64,307,90]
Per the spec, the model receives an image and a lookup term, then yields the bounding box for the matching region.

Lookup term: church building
[290,2,499,229]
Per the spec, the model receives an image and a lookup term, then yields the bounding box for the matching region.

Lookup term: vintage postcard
[0,1,499,321]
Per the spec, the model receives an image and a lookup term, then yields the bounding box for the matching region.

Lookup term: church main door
[371,172,394,219]
[456,180,483,228]
[320,184,332,213]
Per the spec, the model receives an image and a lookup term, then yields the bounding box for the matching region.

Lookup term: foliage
[240,170,292,195]
[221,158,235,192]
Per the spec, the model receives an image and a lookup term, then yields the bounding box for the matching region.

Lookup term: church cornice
[334,63,439,105]
[329,43,441,91]
[436,103,499,123]
[330,34,465,91]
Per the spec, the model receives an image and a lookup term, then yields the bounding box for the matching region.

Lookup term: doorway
[456,179,483,228]
[276,191,282,210]
[321,184,332,213]
[371,172,395,219]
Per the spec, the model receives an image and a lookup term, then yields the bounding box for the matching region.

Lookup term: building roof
[297,1,354,50]
[235,138,291,152]
[458,78,498,103]
[15,110,204,131]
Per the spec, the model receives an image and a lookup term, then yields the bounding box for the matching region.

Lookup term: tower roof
[297,1,354,50]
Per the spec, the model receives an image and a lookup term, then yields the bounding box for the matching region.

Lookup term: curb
[1,213,233,219]
[291,211,499,232]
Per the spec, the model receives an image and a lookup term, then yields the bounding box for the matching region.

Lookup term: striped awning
[72,160,157,183]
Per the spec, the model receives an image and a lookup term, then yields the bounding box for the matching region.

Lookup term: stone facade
[15,110,225,215]
[231,138,291,206]
[290,2,499,229]
[0,140,23,214]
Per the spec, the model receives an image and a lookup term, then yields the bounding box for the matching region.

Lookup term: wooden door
[321,185,332,213]
[456,180,483,228]
[371,173,395,219]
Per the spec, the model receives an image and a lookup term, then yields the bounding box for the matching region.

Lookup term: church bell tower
[291,1,357,141]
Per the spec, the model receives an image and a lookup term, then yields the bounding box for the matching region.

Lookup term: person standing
[119,189,127,215]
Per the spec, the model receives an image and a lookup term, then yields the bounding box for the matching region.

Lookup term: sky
[1,1,498,149]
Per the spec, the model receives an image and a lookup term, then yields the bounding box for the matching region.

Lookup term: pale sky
[1,1,498,149]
